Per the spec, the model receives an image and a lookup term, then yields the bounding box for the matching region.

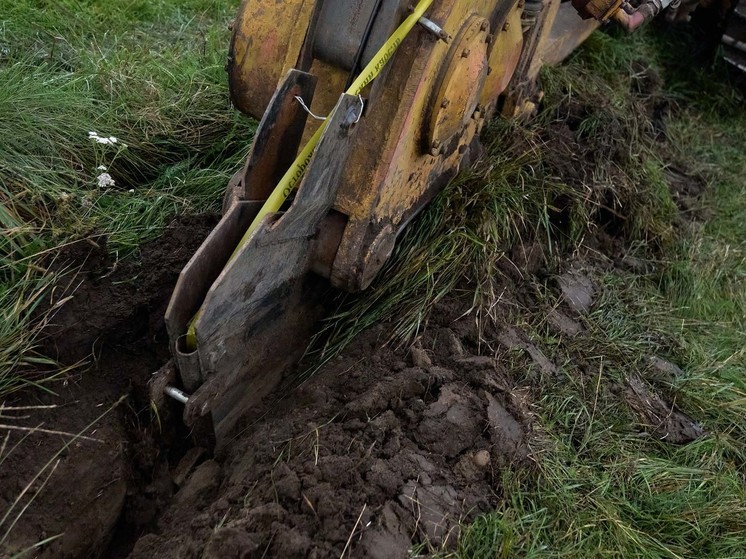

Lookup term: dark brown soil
[41,214,219,365]
[0,215,217,559]
[128,297,533,559]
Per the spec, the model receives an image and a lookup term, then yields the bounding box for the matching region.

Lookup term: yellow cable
[186,0,436,350]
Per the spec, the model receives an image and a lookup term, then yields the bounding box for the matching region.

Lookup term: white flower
[128,189,134,193]
[97,165,107,171]
[97,172,115,188]
[88,131,119,145]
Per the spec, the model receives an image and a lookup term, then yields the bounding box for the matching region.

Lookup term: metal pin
[417,17,450,42]
[164,385,190,405]
[722,34,746,54]
[342,95,366,129]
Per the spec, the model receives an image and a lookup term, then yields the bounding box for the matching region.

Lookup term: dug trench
[1,60,710,558]
[0,215,221,558]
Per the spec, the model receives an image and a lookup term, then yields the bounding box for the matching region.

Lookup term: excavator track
[722,1,746,73]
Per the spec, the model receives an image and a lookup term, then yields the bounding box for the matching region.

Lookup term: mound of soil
[128,297,533,559]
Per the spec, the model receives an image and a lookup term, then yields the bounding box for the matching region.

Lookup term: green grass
[449,30,746,559]
[0,0,252,397]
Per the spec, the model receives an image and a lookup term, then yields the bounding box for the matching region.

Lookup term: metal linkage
[417,16,450,41]
[164,385,190,405]
[521,0,544,28]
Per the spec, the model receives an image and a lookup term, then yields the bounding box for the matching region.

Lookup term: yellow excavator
[151,0,739,447]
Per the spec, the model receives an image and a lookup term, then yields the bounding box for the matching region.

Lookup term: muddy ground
[0,215,218,559]
[2,222,539,559]
[1,235,702,559]
[0,59,707,558]
[130,296,537,559]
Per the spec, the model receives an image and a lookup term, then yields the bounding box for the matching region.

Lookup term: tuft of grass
[304,123,593,376]
[305,28,695,375]
[0,269,58,397]
[448,26,746,559]
[0,0,254,396]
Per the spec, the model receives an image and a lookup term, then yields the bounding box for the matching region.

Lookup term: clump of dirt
[535,56,709,244]
[625,373,705,443]
[41,214,220,364]
[0,396,128,559]
[127,296,533,559]
[1,215,217,559]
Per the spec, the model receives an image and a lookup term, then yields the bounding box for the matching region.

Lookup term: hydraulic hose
[612,0,676,31]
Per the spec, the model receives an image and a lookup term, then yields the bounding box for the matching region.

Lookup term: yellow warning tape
[186,0,436,350]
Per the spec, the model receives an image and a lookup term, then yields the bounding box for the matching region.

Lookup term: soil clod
[626,374,706,443]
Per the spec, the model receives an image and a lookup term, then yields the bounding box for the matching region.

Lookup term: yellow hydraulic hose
[186,0,436,350]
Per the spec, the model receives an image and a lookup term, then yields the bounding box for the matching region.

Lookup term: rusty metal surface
[329,0,518,292]
[228,0,315,118]
[176,95,363,443]
[427,15,490,152]
[501,0,561,116]
[312,0,412,71]
[533,1,600,69]
[571,0,622,20]
[223,70,316,210]
[164,199,264,365]
[225,0,604,295]
[243,70,317,202]
[480,0,524,104]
